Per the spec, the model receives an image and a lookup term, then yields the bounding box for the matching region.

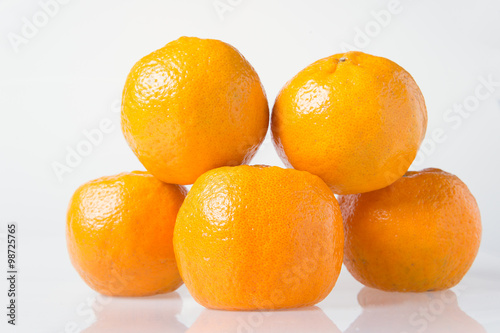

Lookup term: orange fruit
[272,51,427,194]
[121,36,269,185]
[173,165,344,310]
[66,171,187,296]
[339,168,481,292]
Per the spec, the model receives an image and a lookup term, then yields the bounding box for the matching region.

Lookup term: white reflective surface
[2,234,499,333]
[1,0,499,332]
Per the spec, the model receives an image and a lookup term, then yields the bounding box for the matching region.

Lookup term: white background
[1,0,499,332]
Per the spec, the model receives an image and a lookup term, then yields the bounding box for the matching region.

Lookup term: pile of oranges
[67,37,481,310]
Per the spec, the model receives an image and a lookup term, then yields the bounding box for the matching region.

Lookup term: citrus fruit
[66,171,187,296]
[272,51,427,194]
[173,165,344,310]
[339,168,481,292]
[121,36,269,185]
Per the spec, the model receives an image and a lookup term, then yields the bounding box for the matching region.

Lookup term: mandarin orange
[121,37,269,185]
[67,171,186,296]
[272,51,427,194]
[173,165,344,310]
[339,168,481,292]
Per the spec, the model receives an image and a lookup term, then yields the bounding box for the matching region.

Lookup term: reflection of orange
[340,168,481,292]
[83,292,187,333]
[345,287,486,333]
[174,165,344,310]
[272,51,427,194]
[187,306,341,333]
[121,36,269,185]
[67,171,186,296]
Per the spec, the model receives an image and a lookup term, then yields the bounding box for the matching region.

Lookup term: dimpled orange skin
[66,171,187,296]
[339,168,481,292]
[121,37,269,185]
[173,165,344,310]
[272,51,427,194]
